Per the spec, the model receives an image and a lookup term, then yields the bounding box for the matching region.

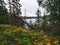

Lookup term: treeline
[0,0,23,26]
[0,0,60,36]
[0,0,9,24]
[36,0,60,36]
[0,0,35,28]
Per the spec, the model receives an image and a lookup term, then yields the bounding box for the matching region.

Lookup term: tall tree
[8,0,24,26]
[35,0,43,30]
[46,0,59,35]
[37,0,60,35]
[0,0,9,24]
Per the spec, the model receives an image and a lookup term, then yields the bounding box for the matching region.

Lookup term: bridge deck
[19,16,42,19]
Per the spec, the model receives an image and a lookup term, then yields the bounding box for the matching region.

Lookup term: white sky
[20,0,38,16]
[4,0,45,16]
[20,0,45,16]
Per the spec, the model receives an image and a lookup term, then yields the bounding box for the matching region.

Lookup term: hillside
[0,24,60,45]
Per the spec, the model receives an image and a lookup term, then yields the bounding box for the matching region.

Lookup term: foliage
[0,24,60,45]
[8,0,23,27]
[37,0,60,36]
[0,7,10,24]
[0,0,11,24]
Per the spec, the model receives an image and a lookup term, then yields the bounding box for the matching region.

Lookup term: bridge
[18,16,42,19]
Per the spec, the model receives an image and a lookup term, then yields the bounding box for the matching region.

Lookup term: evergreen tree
[0,0,10,24]
[8,0,24,27]
[35,0,43,30]
[37,0,60,35]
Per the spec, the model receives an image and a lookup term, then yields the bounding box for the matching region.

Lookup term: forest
[0,0,60,45]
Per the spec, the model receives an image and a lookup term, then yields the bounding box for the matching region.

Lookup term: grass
[0,24,60,45]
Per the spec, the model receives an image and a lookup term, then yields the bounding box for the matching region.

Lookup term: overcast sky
[20,0,38,16]
[4,0,45,16]
[20,0,45,16]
